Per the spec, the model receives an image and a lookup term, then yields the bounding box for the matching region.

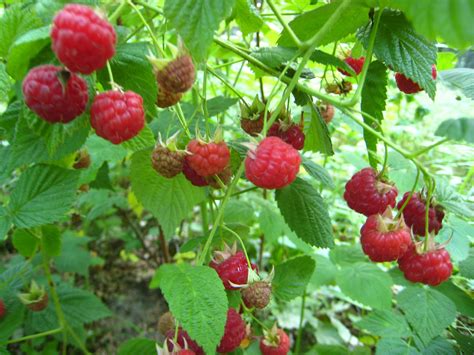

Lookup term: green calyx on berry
[240,96,266,121]
[375,207,408,233]
[18,281,49,311]
[262,324,284,347]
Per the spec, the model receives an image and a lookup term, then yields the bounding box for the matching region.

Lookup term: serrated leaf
[272,255,316,301]
[336,262,392,309]
[275,178,334,248]
[41,225,61,257]
[435,118,474,144]
[12,229,39,257]
[224,200,255,225]
[359,10,437,99]
[153,264,228,354]
[360,60,387,167]
[207,96,239,116]
[55,232,92,276]
[375,338,420,355]
[0,207,12,240]
[233,0,263,36]
[250,47,297,68]
[440,68,474,100]
[164,0,236,61]
[309,50,351,71]
[356,310,411,337]
[0,64,11,109]
[118,338,156,355]
[390,0,474,49]
[422,337,456,355]
[121,124,155,152]
[305,102,334,155]
[329,245,368,266]
[0,293,25,341]
[459,249,474,279]
[278,0,369,47]
[434,281,474,318]
[8,165,79,228]
[0,261,32,292]
[397,286,457,345]
[301,158,334,189]
[130,149,206,238]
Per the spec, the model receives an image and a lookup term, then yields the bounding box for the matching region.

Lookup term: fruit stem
[173,103,192,138]
[197,162,246,265]
[295,290,307,355]
[3,327,63,345]
[222,224,252,268]
[266,0,302,48]
[410,138,449,158]
[109,0,127,23]
[241,301,268,330]
[106,61,115,87]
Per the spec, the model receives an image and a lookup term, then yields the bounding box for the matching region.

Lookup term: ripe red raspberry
[344,168,398,217]
[360,211,412,262]
[206,166,233,189]
[397,192,444,236]
[210,246,249,290]
[51,4,116,74]
[90,90,145,144]
[178,350,195,355]
[151,146,185,178]
[320,103,335,123]
[0,299,5,319]
[338,57,365,76]
[157,86,183,108]
[156,55,196,93]
[22,65,88,123]
[242,280,272,309]
[182,158,209,187]
[260,327,291,355]
[398,245,452,286]
[217,308,246,353]
[395,65,437,94]
[267,121,305,150]
[245,137,301,189]
[186,140,230,177]
[165,328,204,355]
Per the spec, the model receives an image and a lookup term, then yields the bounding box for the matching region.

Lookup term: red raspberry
[178,351,195,355]
[22,65,88,123]
[210,248,248,290]
[151,146,185,178]
[344,168,398,217]
[51,4,116,74]
[0,299,5,319]
[217,308,246,353]
[182,158,209,187]
[360,212,412,262]
[320,103,335,123]
[157,86,183,108]
[398,245,452,286]
[395,65,437,94]
[245,137,301,189]
[186,140,230,177]
[242,280,272,309]
[260,328,291,355]
[397,192,444,236]
[165,328,204,355]
[338,57,365,76]
[267,121,305,150]
[156,55,196,93]
[241,113,265,137]
[90,90,145,144]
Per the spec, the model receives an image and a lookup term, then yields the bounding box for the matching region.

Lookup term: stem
[411,138,449,158]
[222,224,251,268]
[3,328,63,345]
[66,325,91,355]
[202,66,211,136]
[295,290,307,354]
[200,202,209,234]
[109,0,127,23]
[423,179,434,250]
[159,226,171,263]
[207,65,250,107]
[197,162,246,265]
[266,0,302,47]
[173,103,192,138]
[106,61,115,86]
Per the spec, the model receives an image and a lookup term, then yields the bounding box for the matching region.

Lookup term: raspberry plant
[0,1,473,354]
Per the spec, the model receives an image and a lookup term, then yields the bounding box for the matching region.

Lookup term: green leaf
[272,255,316,301]
[375,338,420,355]
[310,50,351,71]
[329,245,367,266]
[12,229,39,257]
[305,102,334,155]
[356,310,411,337]
[360,61,387,167]
[207,96,239,116]
[224,200,255,225]
[390,0,474,49]
[55,233,93,276]
[302,158,334,189]
[422,337,456,355]
[0,207,11,240]
[359,10,437,99]
[459,249,474,279]
[153,264,228,354]
[0,294,25,341]
[121,124,155,152]
[0,64,11,109]
[336,262,393,309]
[440,68,474,100]
[250,47,297,68]
[164,0,236,61]
[451,328,474,354]
[233,0,263,36]
[435,118,474,144]
[278,0,369,47]
[275,178,334,248]
[0,261,33,291]
[8,165,79,228]
[41,225,61,258]
[98,43,157,117]
[397,286,457,345]
[130,149,206,238]
[118,338,157,355]
[309,255,336,288]
[434,281,474,318]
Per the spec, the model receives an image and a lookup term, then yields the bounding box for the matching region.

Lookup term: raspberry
[260,327,291,355]
[73,150,91,169]
[325,81,353,95]
[27,293,49,312]
[395,65,437,94]
[90,90,145,144]
[360,211,412,262]
[338,57,365,76]
[320,103,335,123]
[182,158,209,187]
[398,245,452,286]
[186,140,230,177]
[22,65,88,123]
[165,328,204,355]
[217,308,246,353]
[397,192,444,236]
[210,246,249,290]
[157,86,183,108]
[206,166,232,189]
[241,113,265,137]
[178,351,195,355]
[344,168,398,217]
[267,121,305,150]
[156,55,196,93]
[158,311,175,335]
[51,4,116,74]
[242,280,272,309]
[151,146,185,178]
[0,299,5,319]
[246,137,301,189]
